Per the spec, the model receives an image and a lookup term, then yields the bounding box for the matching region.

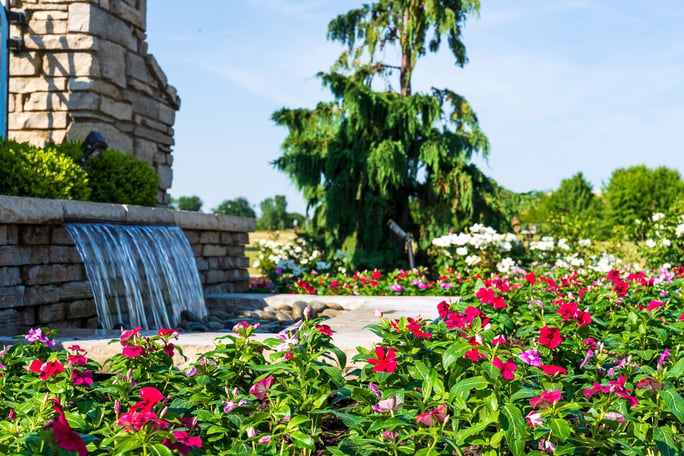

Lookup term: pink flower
[250,376,274,400]
[530,390,562,409]
[164,430,202,455]
[636,377,662,391]
[122,345,146,359]
[258,435,272,444]
[416,404,448,427]
[525,410,543,427]
[464,349,487,362]
[368,383,381,400]
[518,350,542,366]
[646,300,663,312]
[579,349,594,369]
[158,328,179,338]
[389,283,403,292]
[382,430,398,440]
[492,357,517,380]
[120,327,142,344]
[372,396,402,413]
[603,412,626,423]
[584,382,609,400]
[658,348,670,370]
[246,427,257,438]
[538,365,567,376]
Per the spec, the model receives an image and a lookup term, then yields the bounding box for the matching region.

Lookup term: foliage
[172,195,203,212]
[603,165,684,239]
[213,197,256,218]
[2,263,684,455]
[636,210,684,269]
[87,149,159,207]
[0,139,90,200]
[273,0,504,270]
[257,195,289,230]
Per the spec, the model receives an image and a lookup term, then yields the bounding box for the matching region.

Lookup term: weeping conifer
[272,0,507,269]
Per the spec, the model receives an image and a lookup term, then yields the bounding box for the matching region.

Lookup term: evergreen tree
[273,0,502,268]
[257,195,289,231]
[213,197,256,218]
[171,195,203,212]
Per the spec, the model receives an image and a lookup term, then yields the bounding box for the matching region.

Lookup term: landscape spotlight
[80,131,108,168]
[388,220,415,269]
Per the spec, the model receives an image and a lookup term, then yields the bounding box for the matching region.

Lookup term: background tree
[213,197,256,218]
[603,165,684,238]
[273,0,503,268]
[171,195,203,212]
[257,195,289,230]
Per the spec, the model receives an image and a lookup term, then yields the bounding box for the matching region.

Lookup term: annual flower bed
[1,264,683,454]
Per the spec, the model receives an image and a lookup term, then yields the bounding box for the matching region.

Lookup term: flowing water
[66,223,207,329]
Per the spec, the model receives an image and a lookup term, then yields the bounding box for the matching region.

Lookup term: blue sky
[147,0,684,215]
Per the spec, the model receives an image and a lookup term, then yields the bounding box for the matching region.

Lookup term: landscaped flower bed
[1,264,683,454]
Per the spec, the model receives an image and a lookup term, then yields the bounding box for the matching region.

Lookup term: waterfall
[66,223,207,330]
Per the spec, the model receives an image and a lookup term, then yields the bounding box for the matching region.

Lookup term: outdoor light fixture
[389,219,415,269]
[80,131,108,168]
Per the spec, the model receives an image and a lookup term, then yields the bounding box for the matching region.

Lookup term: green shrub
[0,139,90,200]
[87,149,159,206]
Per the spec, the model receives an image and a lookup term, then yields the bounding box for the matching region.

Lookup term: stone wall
[0,195,254,332]
[7,0,179,204]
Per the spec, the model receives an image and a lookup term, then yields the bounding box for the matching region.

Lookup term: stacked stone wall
[7,0,179,204]
[0,196,255,333]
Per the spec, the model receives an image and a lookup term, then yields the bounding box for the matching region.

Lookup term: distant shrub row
[0,139,159,207]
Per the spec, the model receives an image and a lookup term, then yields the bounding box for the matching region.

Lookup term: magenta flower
[250,376,274,400]
[71,369,93,387]
[25,328,55,346]
[658,348,670,370]
[258,435,272,444]
[492,334,507,345]
[530,389,562,409]
[389,283,403,292]
[368,383,381,400]
[416,404,448,427]
[518,350,542,366]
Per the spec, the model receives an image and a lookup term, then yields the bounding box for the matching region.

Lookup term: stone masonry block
[202,244,226,257]
[0,268,21,286]
[32,11,69,21]
[43,52,100,78]
[0,225,7,244]
[9,112,69,130]
[199,232,219,244]
[59,281,93,300]
[0,246,28,266]
[66,299,97,319]
[24,92,70,111]
[10,54,40,76]
[99,40,127,87]
[29,20,68,35]
[49,246,82,264]
[24,34,95,51]
[38,302,66,323]
[25,285,60,305]
[51,227,76,245]
[133,137,157,162]
[100,96,133,120]
[157,164,172,190]
[0,286,24,310]
[10,76,68,93]
[68,3,137,51]
[0,309,19,327]
[20,226,51,245]
[23,264,84,285]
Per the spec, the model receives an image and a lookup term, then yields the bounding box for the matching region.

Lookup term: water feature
[66,223,207,330]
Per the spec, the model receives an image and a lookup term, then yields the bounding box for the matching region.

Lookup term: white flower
[645,239,656,248]
[456,246,468,256]
[465,255,481,266]
[252,259,261,268]
[662,238,672,247]
[652,212,665,222]
[578,239,592,248]
[677,224,684,238]
[557,238,570,251]
[496,257,516,273]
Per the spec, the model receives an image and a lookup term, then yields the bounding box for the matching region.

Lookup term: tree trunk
[400,7,412,97]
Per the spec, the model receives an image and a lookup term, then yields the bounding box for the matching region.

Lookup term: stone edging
[0,195,256,232]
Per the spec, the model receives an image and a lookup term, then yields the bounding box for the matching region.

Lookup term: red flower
[406,318,433,339]
[492,295,507,309]
[525,272,537,284]
[72,369,93,387]
[476,287,495,304]
[367,346,397,373]
[606,269,621,282]
[538,365,567,376]
[164,430,202,455]
[159,328,179,338]
[539,326,562,349]
[45,399,87,456]
[613,280,629,297]
[163,342,175,358]
[122,345,146,359]
[574,311,591,327]
[437,301,451,319]
[557,302,578,322]
[67,354,88,367]
[530,389,562,409]
[646,300,663,312]
[464,349,487,362]
[315,324,333,337]
[492,356,517,380]
[28,359,64,381]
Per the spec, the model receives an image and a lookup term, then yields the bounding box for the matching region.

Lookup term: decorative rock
[275,311,292,321]
[180,310,203,323]
[310,301,328,313]
[320,309,341,318]
[206,321,224,331]
[291,302,306,320]
[326,303,345,311]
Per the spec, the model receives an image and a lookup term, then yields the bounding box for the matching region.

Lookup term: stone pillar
[7,0,180,205]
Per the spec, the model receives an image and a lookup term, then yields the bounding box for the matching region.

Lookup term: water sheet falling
[66,223,207,329]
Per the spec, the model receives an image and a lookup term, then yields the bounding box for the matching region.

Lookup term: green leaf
[442,341,470,370]
[290,430,315,450]
[549,418,571,442]
[661,390,684,422]
[149,443,174,456]
[666,358,684,379]
[449,376,489,400]
[654,426,682,456]
[501,403,526,456]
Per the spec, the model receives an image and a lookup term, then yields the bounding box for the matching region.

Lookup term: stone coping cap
[0,195,255,232]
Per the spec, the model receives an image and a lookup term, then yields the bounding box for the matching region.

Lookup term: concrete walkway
[1,295,454,370]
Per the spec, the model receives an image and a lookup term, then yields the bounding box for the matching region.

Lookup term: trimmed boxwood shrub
[87,149,159,207]
[0,139,90,200]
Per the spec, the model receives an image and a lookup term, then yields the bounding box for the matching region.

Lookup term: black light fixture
[80,131,108,168]
[389,219,415,269]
